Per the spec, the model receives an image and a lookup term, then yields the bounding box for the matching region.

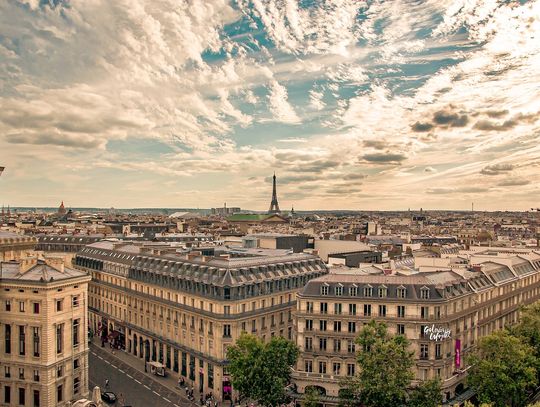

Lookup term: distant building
[57,201,67,217]
[226,213,288,233]
[268,173,281,214]
[248,234,309,253]
[211,205,241,216]
[0,232,91,406]
[327,250,382,266]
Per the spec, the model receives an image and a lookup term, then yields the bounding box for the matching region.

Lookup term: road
[88,348,194,407]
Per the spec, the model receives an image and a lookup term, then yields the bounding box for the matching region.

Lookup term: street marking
[126,374,133,379]
[104,360,111,365]
[173,404,180,407]
[98,355,104,360]
[135,379,142,384]
[163,397,171,403]
[153,391,160,396]
[144,385,151,390]
[118,369,125,373]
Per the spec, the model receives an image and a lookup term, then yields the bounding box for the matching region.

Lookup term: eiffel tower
[268,173,281,214]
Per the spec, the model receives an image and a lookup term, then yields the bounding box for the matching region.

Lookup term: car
[101,392,117,404]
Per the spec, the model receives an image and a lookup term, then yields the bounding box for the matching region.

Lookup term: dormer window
[363,285,373,297]
[349,285,358,296]
[335,285,343,296]
[420,287,430,300]
[378,286,387,298]
[397,286,407,299]
[321,285,329,296]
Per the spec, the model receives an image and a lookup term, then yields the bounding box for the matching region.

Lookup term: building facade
[74,241,327,402]
[293,252,540,405]
[0,252,91,406]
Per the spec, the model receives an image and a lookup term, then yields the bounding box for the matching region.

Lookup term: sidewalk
[90,338,200,406]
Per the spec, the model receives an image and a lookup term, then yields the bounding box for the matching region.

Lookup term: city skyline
[1,1,539,210]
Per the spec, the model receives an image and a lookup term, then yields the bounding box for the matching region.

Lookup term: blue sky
[0,0,539,210]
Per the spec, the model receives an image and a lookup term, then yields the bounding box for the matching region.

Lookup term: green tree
[227,333,299,407]
[408,378,442,407]
[341,320,420,407]
[512,301,540,362]
[303,386,321,407]
[467,330,538,407]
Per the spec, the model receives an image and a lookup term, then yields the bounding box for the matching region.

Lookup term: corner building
[293,253,540,405]
[74,241,327,402]
[0,254,91,406]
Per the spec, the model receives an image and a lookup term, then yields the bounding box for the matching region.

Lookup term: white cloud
[267,80,300,124]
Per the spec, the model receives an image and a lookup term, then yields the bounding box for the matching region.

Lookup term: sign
[423,325,451,341]
[455,339,461,368]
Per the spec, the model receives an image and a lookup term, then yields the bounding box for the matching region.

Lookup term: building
[0,232,91,406]
[226,213,288,233]
[249,234,310,253]
[0,232,37,262]
[74,241,328,402]
[327,250,383,267]
[293,251,540,405]
[268,173,281,215]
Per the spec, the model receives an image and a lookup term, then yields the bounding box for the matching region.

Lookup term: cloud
[363,140,387,150]
[411,122,434,132]
[426,186,490,194]
[497,178,530,187]
[267,80,300,124]
[432,109,469,127]
[480,163,514,176]
[473,112,539,131]
[6,131,105,149]
[424,166,437,173]
[309,89,325,110]
[361,152,407,164]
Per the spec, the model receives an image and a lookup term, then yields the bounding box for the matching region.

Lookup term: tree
[512,302,540,362]
[467,330,538,407]
[408,378,442,407]
[227,333,299,407]
[303,386,321,407]
[340,320,440,407]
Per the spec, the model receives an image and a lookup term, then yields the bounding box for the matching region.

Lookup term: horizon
[1,1,539,211]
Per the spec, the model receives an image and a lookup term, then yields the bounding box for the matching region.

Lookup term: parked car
[101,392,117,404]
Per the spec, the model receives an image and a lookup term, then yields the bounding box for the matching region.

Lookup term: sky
[0,0,539,211]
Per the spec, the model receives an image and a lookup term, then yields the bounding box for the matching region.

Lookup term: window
[33,303,39,314]
[335,285,343,296]
[319,320,327,331]
[305,320,313,331]
[348,322,356,333]
[5,325,11,354]
[31,327,39,357]
[349,303,356,315]
[420,288,430,299]
[397,324,405,335]
[5,300,11,311]
[19,388,25,406]
[347,340,355,353]
[223,324,231,338]
[363,286,373,297]
[19,326,25,356]
[251,320,256,332]
[379,305,387,317]
[363,304,371,317]
[5,366,10,378]
[435,343,442,359]
[19,301,25,312]
[319,338,327,351]
[318,361,327,374]
[224,306,230,315]
[349,286,357,296]
[56,300,63,312]
[56,324,64,354]
[33,370,39,382]
[421,306,429,319]
[19,368,24,380]
[74,359,80,369]
[334,303,342,315]
[72,295,80,308]
[74,377,80,394]
[306,302,313,313]
[420,344,429,360]
[397,305,406,318]
[57,385,63,403]
[320,302,328,314]
[347,363,355,376]
[397,287,407,299]
[304,360,313,372]
[4,386,10,404]
[33,390,40,407]
[333,339,341,352]
[305,337,313,351]
[434,306,441,320]
[333,362,341,375]
[321,285,329,296]
[378,286,387,298]
[334,321,341,332]
[57,365,63,378]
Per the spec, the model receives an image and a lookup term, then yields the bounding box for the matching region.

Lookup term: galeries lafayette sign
[423,325,451,341]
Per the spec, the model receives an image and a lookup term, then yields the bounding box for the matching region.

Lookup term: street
[89,347,195,407]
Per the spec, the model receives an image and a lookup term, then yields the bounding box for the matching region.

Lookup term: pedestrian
[144,362,147,373]
[105,379,109,388]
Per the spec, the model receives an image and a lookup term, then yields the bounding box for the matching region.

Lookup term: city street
[89,346,196,407]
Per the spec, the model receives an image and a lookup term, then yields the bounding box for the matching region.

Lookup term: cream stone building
[0,231,91,407]
[293,251,540,405]
[74,240,327,403]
